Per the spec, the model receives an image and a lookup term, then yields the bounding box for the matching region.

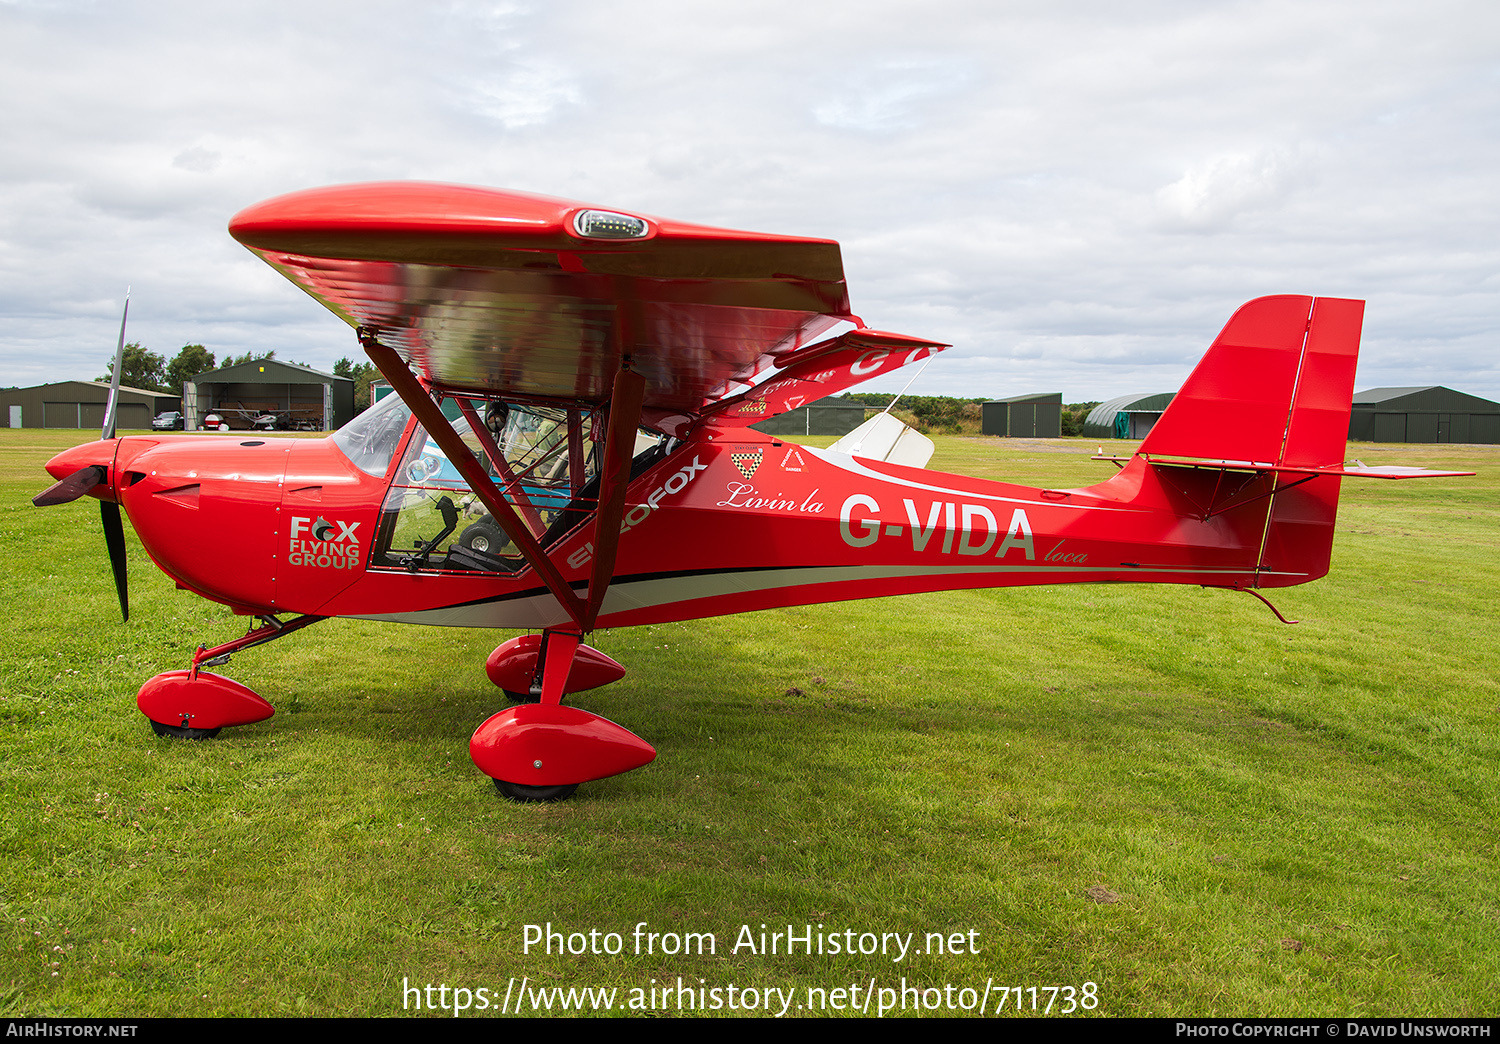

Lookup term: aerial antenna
[840,353,938,459]
[881,355,935,415]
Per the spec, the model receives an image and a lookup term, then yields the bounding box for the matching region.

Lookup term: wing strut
[359,329,586,626]
[581,363,646,632]
[451,397,547,538]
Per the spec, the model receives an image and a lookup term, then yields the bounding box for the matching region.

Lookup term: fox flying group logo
[288,515,362,570]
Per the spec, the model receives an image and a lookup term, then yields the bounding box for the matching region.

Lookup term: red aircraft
[35,182,1471,801]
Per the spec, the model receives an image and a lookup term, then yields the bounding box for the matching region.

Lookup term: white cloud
[812,58,973,134]
[1154,150,1292,231]
[464,61,583,129]
[171,146,223,174]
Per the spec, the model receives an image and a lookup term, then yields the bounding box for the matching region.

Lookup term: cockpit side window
[370,400,619,574]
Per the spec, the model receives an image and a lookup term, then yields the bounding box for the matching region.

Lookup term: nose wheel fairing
[133,614,326,741]
[137,670,274,734]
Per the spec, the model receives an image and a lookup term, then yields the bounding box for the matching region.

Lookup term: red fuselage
[47,418,1319,630]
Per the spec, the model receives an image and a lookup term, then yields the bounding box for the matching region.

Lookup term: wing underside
[230,182,945,421]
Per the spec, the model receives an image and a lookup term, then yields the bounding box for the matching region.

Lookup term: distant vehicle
[201,413,230,432]
[151,411,184,431]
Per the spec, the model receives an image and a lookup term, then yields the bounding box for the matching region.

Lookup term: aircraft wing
[230,182,941,426]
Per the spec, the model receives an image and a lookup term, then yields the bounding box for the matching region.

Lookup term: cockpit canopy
[333,393,663,575]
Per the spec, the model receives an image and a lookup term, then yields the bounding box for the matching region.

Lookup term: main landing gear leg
[469,628,656,802]
[136,615,327,739]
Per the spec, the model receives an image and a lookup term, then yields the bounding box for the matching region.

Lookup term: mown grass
[0,429,1494,1017]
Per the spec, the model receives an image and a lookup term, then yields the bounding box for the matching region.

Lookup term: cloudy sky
[2,0,1497,401]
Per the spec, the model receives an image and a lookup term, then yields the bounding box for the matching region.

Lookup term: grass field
[1,428,1495,1018]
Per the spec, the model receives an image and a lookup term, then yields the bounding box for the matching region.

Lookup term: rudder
[1140,295,1365,588]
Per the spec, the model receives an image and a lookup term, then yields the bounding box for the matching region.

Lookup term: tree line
[98,344,280,394]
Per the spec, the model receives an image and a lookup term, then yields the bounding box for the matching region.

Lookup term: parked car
[152,411,185,430]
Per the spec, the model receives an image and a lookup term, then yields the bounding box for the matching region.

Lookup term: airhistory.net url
[401,976,1100,1016]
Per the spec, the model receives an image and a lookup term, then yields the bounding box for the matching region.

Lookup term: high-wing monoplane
[36,182,1472,800]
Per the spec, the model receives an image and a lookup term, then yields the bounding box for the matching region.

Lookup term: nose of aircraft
[44,438,119,480]
[34,437,130,620]
[37,439,119,505]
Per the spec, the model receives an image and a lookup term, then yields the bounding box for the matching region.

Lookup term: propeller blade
[32,465,108,507]
[101,289,130,442]
[100,500,129,622]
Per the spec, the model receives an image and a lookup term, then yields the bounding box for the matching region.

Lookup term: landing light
[572,210,649,240]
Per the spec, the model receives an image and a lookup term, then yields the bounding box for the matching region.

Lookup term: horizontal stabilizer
[1095,454,1475,480]
[1335,464,1476,479]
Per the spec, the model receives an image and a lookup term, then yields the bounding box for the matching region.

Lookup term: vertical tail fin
[1140,296,1363,466]
[1140,296,1365,588]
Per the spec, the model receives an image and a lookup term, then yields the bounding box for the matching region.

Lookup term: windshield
[330,393,413,477]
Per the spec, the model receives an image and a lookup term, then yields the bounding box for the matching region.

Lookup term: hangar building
[185,359,353,431]
[749,397,865,437]
[1082,392,1176,440]
[0,381,179,430]
[982,393,1062,437]
[1347,386,1499,444]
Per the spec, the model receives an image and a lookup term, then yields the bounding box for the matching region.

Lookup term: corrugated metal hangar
[185,359,353,431]
[0,381,179,429]
[1348,386,1499,444]
[1082,392,1176,440]
[749,396,865,437]
[982,393,1061,437]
